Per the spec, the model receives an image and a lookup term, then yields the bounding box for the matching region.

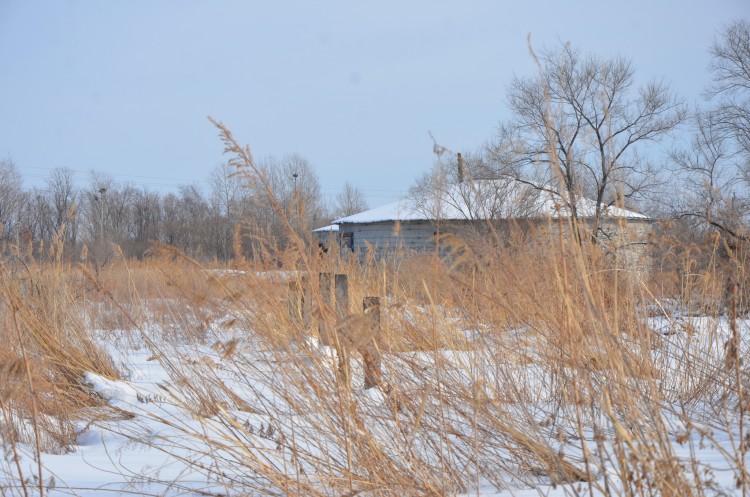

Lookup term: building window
[342,232,354,251]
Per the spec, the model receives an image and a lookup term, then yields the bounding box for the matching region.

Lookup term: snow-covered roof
[333,179,649,224]
[313,224,340,232]
[333,200,431,224]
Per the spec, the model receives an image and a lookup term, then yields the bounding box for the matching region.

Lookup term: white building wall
[341,221,437,258]
[339,218,654,274]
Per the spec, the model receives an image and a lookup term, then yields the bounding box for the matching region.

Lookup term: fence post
[335,274,350,318]
[361,296,382,389]
[335,274,351,386]
[318,272,334,346]
[287,275,307,328]
[319,273,351,386]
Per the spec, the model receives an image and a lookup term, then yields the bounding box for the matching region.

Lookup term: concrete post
[361,296,382,389]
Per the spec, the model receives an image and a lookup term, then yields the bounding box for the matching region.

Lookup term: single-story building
[323,179,653,267]
[312,224,341,252]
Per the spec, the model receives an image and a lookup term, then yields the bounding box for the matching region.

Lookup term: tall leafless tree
[19,189,52,246]
[333,181,368,219]
[129,189,162,255]
[210,162,249,259]
[409,152,542,222]
[0,153,335,261]
[46,167,79,246]
[0,159,24,242]
[488,44,685,242]
[161,192,181,246]
[674,19,750,241]
[245,154,324,249]
[176,184,211,256]
[706,19,750,162]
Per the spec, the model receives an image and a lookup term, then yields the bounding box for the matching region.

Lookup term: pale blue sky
[0,1,747,207]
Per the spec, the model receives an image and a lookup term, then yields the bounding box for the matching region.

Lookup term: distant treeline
[0,155,368,263]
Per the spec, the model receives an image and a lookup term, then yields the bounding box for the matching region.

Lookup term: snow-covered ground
[1,312,748,496]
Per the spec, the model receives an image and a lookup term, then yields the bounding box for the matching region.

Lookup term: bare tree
[409,152,541,221]
[245,154,324,248]
[0,158,24,243]
[706,19,750,162]
[80,173,140,263]
[19,189,52,249]
[674,19,750,241]
[161,192,181,246]
[333,181,368,219]
[129,189,162,256]
[488,44,685,242]
[210,162,249,259]
[81,173,111,244]
[672,111,750,241]
[176,184,211,256]
[46,168,79,246]
[210,163,246,219]
[269,154,324,230]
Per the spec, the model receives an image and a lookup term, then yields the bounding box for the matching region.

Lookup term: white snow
[1,313,747,496]
[333,178,649,224]
[84,372,137,403]
[312,224,340,232]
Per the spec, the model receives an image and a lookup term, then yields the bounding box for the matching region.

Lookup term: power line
[17,163,198,182]
[16,163,407,199]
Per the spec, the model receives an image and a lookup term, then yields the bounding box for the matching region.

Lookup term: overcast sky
[1,1,748,208]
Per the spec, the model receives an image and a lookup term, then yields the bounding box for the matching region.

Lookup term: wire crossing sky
[1,1,747,207]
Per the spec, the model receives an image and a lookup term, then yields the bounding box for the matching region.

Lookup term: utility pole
[292,173,299,231]
[96,187,106,244]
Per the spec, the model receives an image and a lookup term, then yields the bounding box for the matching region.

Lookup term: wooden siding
[341,221,437,258]
[338,217,654,277]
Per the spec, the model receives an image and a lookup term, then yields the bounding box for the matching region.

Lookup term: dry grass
[92,222,740,496]
[0,255,121,497]
[0,218,747,496]
[0,125,747,496]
